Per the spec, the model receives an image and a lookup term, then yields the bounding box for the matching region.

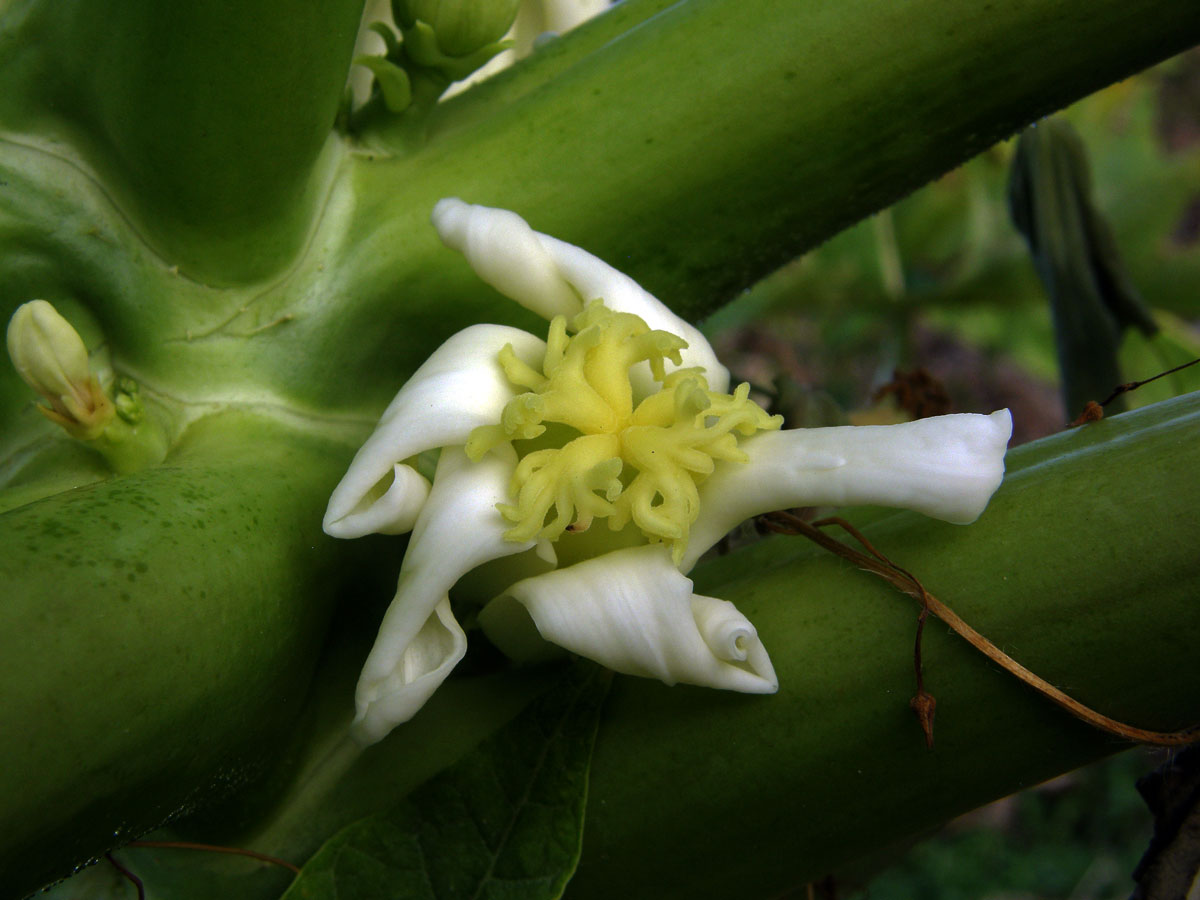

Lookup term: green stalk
[0,0,364,281]
[230,0,1200,410]
[349,0,1200,322]
[6,0,1200,415]
[0,411,373,898]
[570,392,1200,898]
[2,1,1199,895]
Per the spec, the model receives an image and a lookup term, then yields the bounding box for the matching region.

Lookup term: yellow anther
[499,433,623,542]
[466,301,782,558]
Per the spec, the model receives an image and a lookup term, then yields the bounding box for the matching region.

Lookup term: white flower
[6,299,113,439]
[325,199,1012,745]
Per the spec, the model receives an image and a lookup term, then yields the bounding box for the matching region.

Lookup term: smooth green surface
[41,394,1200,900]
[8,0,1200,415]
[0,0,364,280]
[0,412,366,898]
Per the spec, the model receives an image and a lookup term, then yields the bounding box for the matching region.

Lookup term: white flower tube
[352,445,534,744]
[482,544,777,694]
[682,410,1013,571]
[324,324,545,538]
[433,200,584,320]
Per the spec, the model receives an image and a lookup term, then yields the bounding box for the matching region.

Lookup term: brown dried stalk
[763,510,1200,749]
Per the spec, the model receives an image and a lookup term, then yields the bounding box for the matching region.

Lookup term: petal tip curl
[351,598,468,746]
[487,544,777,696]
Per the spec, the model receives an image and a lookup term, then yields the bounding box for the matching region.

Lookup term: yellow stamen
[467,300,782,562]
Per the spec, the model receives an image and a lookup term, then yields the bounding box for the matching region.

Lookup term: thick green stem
[350,0,1200,323]
[58,392,1200,900]
[247,0,1200,410]
[0,0,364,281]
[0,411,372,897]
[2,2,1199,896]
[569,392,1200,898]
[6,0,1199,416]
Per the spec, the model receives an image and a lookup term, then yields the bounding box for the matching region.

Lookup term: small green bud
[392,0,520,56]
[113,378,144,425]
[6,300,114,439]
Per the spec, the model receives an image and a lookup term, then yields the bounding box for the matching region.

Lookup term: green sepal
[401,20,514,82]
[354,55,415,113]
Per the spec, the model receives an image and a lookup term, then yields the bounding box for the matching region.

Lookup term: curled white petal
[692,594,774,681]
[352,446,535,745]
[351,598,466,746]
[483,544,777,694]
[323,324,545,538]
[432,198,583,320]
[684,410,1013,571]
[432,198,729,392]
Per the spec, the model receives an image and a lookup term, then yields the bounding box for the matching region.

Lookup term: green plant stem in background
[7,0,1200,415]
[0,412,372,898]
[0,0,365,281]
[303,0,1200,412]
[387,0,1200,323]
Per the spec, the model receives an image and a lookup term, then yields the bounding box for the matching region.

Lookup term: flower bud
[6,300,113,439]
[392,0,521,56]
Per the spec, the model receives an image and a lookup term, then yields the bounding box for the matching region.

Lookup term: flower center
[465,300,781,563]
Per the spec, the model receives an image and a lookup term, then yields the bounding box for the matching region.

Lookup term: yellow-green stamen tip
[468,300,782,562]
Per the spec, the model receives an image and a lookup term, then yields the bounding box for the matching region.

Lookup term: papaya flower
[324,199,1012,745]
[7,299,114,440]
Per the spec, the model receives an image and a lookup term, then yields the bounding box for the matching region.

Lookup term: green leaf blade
[284,665,609,900]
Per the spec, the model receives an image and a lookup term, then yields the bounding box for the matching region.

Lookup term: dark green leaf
[1007,117,1159,414]
[282,664,609,900]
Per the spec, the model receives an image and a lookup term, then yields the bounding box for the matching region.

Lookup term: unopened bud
[392,0,520,56]
[6,300,114,439]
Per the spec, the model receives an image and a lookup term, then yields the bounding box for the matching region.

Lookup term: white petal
[683,410,1013,571]
[432,199,729,392]
[432,198,583,320]
[352,446,535,744]
[324,324,545,538]
[350,598,466,746]
[540,0,611,33]
[483,544,777,694]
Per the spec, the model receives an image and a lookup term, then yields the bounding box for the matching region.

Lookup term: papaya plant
[2,1,1199,899]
